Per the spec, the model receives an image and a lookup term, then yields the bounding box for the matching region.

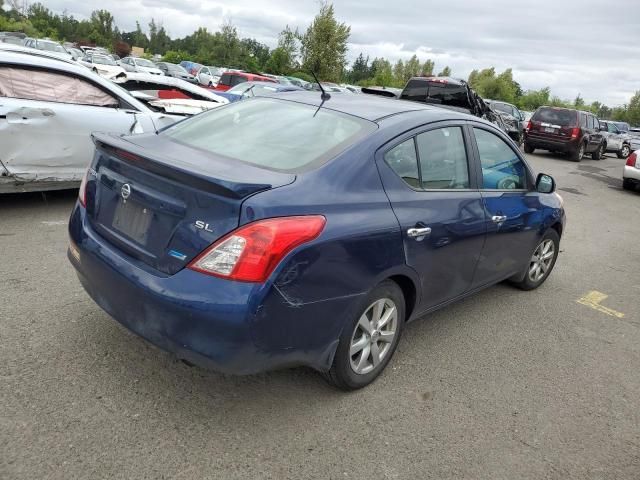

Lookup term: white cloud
[42,0,640,105]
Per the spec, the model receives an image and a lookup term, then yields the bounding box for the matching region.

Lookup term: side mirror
[599,125,607,132]
[536,173,555,194]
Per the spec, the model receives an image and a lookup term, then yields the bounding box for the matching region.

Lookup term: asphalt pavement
[1,152,639,479]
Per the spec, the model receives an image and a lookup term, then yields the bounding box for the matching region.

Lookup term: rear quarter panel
[238,133,419,356]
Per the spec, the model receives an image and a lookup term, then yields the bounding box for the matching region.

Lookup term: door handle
[407,227,432,239]
[491,215,507,223]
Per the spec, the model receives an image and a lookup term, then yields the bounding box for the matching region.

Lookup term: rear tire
[623,178,636,191]
[617,144,631,159]
[510,229,560,291]
[524,143,535,154]
[324,280,405,390]
[592,142,604,160]
[570,142,586,162]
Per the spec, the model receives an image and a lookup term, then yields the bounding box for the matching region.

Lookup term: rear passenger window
[384,139,420,188]
[579,113,587,128]
[474,128,527,190]
[416,127,469,189]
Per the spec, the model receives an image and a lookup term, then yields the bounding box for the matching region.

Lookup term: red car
[214,71,276,91]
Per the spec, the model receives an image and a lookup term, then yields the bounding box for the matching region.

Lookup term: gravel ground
[1,152,639,479]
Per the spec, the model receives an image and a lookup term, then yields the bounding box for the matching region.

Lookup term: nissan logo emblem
[121,183,131,200]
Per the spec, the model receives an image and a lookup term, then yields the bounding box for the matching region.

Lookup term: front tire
[510,229,560,291]
[324,280,405,390]
[524,143,535,154]
[618,144,631,159]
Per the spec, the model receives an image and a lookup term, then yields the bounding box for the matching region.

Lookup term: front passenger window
[474,128,527,190]
[0,66,119,107]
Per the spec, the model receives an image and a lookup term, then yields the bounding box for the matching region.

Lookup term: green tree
[393,59,404,85]
[518,87,551,110]
[264,47,290,75]
[348,53,369,83]
[468,67,518,103]
[216,19,241,67]
[162,50,190,64]
[89,9,114,46]
[264,26,297,74]
[403,54,420,80]
[622,91,640,125]
[574,94,585,109]
[369,57,393,86]
[437,66,451,77]
[300,2,350,82]
[421,59,434,76]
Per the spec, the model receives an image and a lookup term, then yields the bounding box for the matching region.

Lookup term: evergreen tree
[300,2,350,82]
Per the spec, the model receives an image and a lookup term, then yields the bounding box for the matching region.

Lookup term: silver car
[599,120,633,159]
[196,66,224,87]
[22,38,73,61]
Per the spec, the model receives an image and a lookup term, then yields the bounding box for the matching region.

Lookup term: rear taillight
[626,152,638,167]
[188,216,326,282]
[570,127,580,139]
[525,121,532,131]
[78,168,90,207]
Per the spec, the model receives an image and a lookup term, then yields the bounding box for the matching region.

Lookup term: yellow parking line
[576,291,625,318]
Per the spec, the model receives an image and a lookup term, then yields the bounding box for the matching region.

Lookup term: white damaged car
[0,50,178,193]
[78,53,126,80]
[112,72,228,116]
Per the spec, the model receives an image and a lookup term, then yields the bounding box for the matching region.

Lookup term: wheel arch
[388,274,417,322]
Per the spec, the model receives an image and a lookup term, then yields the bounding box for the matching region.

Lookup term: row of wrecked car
[2,40,636,194]
[0,45,233,192]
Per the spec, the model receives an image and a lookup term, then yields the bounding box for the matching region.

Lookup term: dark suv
[524,107,604,161]
[397,77,507,131]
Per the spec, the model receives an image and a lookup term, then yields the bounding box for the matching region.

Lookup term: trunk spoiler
[91,132,287,199]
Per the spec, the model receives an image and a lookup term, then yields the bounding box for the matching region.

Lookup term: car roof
[407,76,465,86]
[485,99,515,107]
[243,81,302,91]
[0,44,76,64]
[260,90,471,122]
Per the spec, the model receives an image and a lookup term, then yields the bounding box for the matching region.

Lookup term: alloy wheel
[621,145,630,158]
[349,298,398,375]
[528,239,555,283]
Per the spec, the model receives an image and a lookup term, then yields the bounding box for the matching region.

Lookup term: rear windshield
[492,103,514,115]
[164,98,376,172]
[532,108,577,126]
[219,73,247,86]
[401,79,469,109]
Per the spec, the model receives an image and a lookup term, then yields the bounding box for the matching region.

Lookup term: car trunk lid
[85,132,295,275]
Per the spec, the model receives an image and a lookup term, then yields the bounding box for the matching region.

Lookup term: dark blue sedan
[68,92,565,390]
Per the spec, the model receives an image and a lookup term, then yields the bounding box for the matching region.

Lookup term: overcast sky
[39,0,640,106]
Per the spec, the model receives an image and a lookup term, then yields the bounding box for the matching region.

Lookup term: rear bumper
[68,204,346,375]
[623,165,640,182]
[525,134,578,153]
